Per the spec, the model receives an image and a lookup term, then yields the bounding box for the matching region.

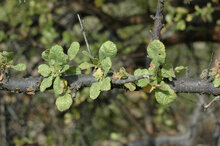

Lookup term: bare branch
[77,14,93,58]
[152,0,165,40]
[2,75,220,96]
[204,96,220,109]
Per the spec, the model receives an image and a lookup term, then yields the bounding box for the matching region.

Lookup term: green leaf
[38,64,51,77]
[79,62,95,70]
[82,50,93,59]
[90,82,101,99]
[101,57,112,75]
[155,81,177,105]
[41,49,50,61]
[93,68,103,81]
[175,66,186,73]
[40,76,53,92]
[68,42,80,60]
[53,76,63,95]
[2,51,14,62]
[55,93,73,111]
[217,19,220,25]
[176,20,186,31]
[161,64,176,81]
[124,82,136,91]
[66,66,81,75]
[100,77,111,91]
[48,45,68,65]
[147,40,166,65]
[61,65,70,73]
[99,41,117,60]
[11,64,26,71]
[213,77,220,88]
[82,51,99,65]
[119,67,133,78]
[134,69,149,87]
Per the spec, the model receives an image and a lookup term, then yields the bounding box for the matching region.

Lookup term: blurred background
[0,0,220,145]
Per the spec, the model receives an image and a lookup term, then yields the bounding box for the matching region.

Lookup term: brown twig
[113,96,147,136]
[152,0,165,40]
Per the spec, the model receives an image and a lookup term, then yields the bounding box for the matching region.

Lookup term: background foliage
[0,0,220,145]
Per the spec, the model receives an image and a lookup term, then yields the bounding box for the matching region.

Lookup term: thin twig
[113,97,147,136]
[77,14,93,58]
[204,96,220,109]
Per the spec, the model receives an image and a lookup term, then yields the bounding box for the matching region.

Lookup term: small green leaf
[147,40,166,65]
[11,64,26,71]
[68,42,80,60]
[124,82,136,91]
[61,65,70,73]
[79,62,95,70]
[101,57,112,75]
[119,67,133,78]
[41,49,50,61]
[155,81,177,105]
[82,51,93,59]
[217,19,220,25]
[176,20,186,31]
[48,45,68,65]
[213,77,220,88]
[175,66,186,73]
[40,76,53,92]
[53,76,63,95]
[38,64,51,77]
[2,51,14,62]
[90,82,101,99]
[66,66,81,75]
[99,41,117,60]
[100,77,111,91]
[161,64,176,81]
[93,68,103,81]
[55,93,73,111]
[134,69,149,87]
[82,51,99,65]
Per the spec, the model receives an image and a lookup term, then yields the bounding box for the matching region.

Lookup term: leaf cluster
[0,51,26,72]
[38,42,80,111]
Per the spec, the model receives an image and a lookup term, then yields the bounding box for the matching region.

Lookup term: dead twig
[77,14,93,58]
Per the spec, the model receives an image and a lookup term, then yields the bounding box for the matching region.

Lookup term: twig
[204,96,220,109]
[77,14,93,58]
[111,74,151,85]
[147,0,165,67]
[114,97,147,136]
[152,0,165,40]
